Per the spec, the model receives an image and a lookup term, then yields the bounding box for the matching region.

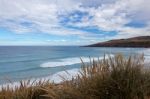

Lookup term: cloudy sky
[0,0,149,45]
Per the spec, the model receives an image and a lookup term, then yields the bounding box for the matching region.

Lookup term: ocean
[0,46,149,85]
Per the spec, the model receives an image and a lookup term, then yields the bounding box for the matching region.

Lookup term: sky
[0,0,150,45]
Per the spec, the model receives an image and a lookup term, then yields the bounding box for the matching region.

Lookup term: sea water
[0,46,149,85]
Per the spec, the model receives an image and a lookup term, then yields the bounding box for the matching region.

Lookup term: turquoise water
[0,46,149,84]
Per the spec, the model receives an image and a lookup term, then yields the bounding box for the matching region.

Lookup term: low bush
[0,54,150,99]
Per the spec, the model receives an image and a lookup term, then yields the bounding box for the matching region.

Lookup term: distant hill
[86,36,150,48]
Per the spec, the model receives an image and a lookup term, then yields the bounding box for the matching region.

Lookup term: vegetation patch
[0,54,150,99]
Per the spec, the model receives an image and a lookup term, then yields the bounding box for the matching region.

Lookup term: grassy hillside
[87,36,150,47]
[0,54,150,99]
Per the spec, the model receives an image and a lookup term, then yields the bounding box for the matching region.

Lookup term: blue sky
[0,0,149,45]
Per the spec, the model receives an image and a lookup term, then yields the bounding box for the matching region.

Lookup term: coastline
[0,68,80,90]
[0,52,149,90]
[1,54,150,99]
[86,36,150,48]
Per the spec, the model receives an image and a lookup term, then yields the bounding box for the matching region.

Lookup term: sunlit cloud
[0,0,149,45]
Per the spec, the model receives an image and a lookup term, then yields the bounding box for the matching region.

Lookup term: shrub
[0,54,150,99]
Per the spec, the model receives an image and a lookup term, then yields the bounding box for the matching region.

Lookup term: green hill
[87,36,150,48]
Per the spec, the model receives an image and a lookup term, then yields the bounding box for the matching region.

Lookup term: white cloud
[0,0,149,41]
[0,0,83,35]
[72,0,150,38]
[98,0,149,37]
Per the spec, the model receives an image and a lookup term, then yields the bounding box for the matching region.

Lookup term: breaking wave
[40,55,114,68]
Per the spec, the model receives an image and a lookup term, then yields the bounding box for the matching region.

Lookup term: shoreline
[0,68,80,90]
[1,55,149,90]
[0,54,150,99]
[0,55,114,89]
[1,53,149,90]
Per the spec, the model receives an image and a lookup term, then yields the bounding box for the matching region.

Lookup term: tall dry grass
[0,54,150,99]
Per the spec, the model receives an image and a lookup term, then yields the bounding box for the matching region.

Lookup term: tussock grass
[0,54,150,99]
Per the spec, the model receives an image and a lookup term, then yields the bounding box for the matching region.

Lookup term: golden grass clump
[0,54,150,99]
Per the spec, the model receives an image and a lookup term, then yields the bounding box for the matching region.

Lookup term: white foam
[41,57,95,68]
[40,55,114,68]
[139,49,150,55]
[144,56,150,64]
[0,68,80,90]
[138,49,150,64]
[0,54,114,90]
[49,68,80,83]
